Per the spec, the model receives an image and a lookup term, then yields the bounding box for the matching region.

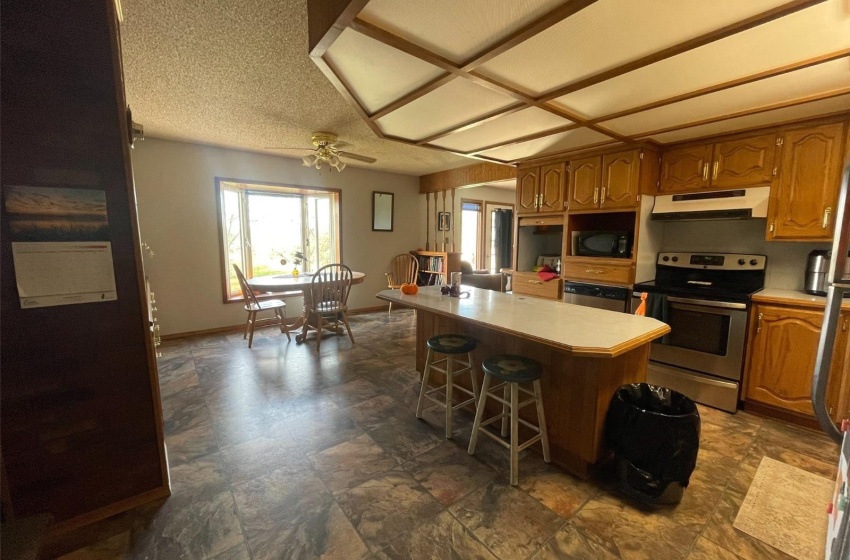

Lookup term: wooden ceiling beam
[314,56,385,137]
[459,0,599,71]
[538,0,827,102]
[368,73,456,120]
[591,48,850,124]
[632,87,850,139]
[415,103,526,145]
[464,123,584,155]
[307,0,371,57]
[419,162,517,194]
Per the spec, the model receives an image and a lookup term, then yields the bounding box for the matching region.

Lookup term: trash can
[605,383,700,505]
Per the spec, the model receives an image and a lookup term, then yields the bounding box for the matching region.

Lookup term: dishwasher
[563,281,631,312]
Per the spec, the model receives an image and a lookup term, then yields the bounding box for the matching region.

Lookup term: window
[216,179,341,300]
[460,200,483,268]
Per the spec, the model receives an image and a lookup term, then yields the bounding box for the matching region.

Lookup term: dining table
[247,271,366,343]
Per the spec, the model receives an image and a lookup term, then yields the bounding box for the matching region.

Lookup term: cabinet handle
[593,187,599,204]
[823,207,832,229]
[712,161,719,180]
[757,312,763,333]
[842,319,847,333]
[600,187,606,203]
[585,268,605,274]
[702,163,709,181]
[769,223,775,233]
[528,280,542,284]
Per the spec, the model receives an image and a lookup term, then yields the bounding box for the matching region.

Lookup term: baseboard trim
[741,401,824,431]
[161,304,393,340]
[46,484,171,537]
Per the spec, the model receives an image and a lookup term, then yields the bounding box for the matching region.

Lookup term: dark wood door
[658,144,712,193]
[516,167,539,214]
[712,134,777,189]
[768,123,846,240]
[569,156,601,211]
[601,150,640,210]
[539,163,566,212]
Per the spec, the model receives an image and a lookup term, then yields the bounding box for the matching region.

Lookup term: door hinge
[566,164,571,172]
[757,312,763,333]
[775,137,784,147]
[769,223,775,233]
[636,194,641,202]
[639,151,644,160]
[772,167,778,176]
[842,319,847,332]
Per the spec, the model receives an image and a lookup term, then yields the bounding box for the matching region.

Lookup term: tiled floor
[52,310,839,560]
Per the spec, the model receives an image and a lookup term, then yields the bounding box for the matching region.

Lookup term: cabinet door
[569,156,601,211]
[826,312,850,423]
[745,305,824,415]
[601,150,640,209]
[712,134,776,189]
[768,122,845,240]
[658,144,712,193]
[516,167,539,214]
[539,163,566,212]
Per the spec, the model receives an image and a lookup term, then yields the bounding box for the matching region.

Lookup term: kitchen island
[376,286,670,477]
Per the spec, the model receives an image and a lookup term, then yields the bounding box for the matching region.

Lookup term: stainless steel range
[632,252,766,413]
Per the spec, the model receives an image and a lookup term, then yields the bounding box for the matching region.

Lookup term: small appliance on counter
[806,250,850,297]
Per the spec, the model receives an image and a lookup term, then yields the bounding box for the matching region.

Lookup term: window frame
[214,177,343,303]
[460,198,485,270]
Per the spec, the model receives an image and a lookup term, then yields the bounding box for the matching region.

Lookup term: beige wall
[661,220,831,290]
[132,138,421,336]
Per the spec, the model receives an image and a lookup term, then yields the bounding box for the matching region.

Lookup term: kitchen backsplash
[661,220,831,291]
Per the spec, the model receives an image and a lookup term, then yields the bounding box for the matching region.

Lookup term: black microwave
[575,231,631,258]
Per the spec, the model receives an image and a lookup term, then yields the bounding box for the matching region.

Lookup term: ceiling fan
[264,132,376,172]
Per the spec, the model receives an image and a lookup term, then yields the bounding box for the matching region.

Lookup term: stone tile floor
[50,310,839,559]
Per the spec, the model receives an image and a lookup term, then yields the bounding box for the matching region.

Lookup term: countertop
[376,286,669,358]
[753,288,850,310]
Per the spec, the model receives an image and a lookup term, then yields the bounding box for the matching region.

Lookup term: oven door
[649,296,749,381]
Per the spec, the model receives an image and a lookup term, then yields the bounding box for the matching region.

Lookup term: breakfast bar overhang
[377,286,671,478]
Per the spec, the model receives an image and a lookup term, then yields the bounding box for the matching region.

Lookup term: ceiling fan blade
[329,141,351,150]
[263,146,314,151]
[338,151,376,164]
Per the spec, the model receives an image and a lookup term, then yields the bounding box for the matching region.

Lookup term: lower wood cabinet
[743,303,849,421]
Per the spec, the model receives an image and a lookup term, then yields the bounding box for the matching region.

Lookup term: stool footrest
[518,434,543,452]
[483,392,538,411]
[425,393,476,410]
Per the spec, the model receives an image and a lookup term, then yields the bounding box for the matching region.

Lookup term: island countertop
[376,286,669,358]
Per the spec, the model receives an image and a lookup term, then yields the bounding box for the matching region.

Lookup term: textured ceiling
[119,0,472,176]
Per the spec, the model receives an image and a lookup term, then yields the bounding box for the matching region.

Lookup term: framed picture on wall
[372,191,393,232]
[437,211,451,231]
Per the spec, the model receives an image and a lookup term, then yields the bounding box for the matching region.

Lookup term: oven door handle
[666,296,748,310]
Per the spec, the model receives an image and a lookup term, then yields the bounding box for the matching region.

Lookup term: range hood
[651,186,770,221]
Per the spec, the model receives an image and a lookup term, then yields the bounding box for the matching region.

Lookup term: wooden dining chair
[308,263,354,350]
[384,253,419,314]
[233,264,290,348]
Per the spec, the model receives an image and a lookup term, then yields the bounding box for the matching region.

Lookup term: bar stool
[416,334,479,439]
[468,354,550,486]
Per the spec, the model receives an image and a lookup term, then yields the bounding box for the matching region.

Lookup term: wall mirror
[372,191,393,232]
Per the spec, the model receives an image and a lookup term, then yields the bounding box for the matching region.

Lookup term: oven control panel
[657,252,766,271]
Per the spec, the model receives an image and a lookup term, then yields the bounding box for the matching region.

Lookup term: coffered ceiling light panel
[324,28,444,113]
[479,127,613,162]
[376,79,517,140]
[553,1,850,118]
[604,58,850,136]
[357,0,566,63]
[646,93,850,144]
[474,0,789,96]
[429,108,573,152]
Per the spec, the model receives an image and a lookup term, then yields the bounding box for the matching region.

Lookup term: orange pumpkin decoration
[400,283,419,295]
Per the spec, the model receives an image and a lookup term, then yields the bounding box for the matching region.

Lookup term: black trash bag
[605,383,700,504]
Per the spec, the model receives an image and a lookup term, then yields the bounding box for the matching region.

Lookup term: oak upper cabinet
[517,164,567,214]
[767,122,846,241]
[744,303,849,420]
[601,150,641,210]
[712,134,776,189]
[659,144,712,193]
[539,162,567,212]
[569,157,600,211]
[516,166,539,214]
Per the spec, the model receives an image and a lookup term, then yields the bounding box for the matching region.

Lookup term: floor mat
[733,456,832,560]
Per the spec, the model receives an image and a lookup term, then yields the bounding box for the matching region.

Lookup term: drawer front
[562,260,632,284]
[518,215,563,227]
[512,275,562,300]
